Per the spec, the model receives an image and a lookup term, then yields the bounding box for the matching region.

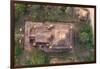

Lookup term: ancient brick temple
[24,21,75,52]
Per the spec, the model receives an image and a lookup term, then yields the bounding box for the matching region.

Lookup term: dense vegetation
[15,40,49,65]
[79,22,93,49]
[15,40,22,65]
[15,4,26,22]
[22,49,49,65]
[15,4,78,22]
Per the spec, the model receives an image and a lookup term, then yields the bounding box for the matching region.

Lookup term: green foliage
[15,41,22,57]
[21,48,49,65]
[31,5,46,21]
[14,40,23,65]
[25,5,76,22]
[30,49,49,64]
[79,32,89,43]
[15,3,26,21]
[79,22,93,49]
[14,41,48,65]
[24,60,33,65]
[86,53,94,61]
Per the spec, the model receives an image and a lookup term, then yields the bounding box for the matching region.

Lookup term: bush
[79,22,93,49]
[23,48,49,65]
[30,49,49,64]
[15,40,23,65]
[15,4,26,21]
[15,41,22,57]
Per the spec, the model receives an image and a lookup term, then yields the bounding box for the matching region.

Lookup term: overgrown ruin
[24,21,75,52]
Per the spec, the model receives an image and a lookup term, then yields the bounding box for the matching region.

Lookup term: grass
[15,43,22,57]
[14,40,49,65]
[30,48,49,64]
[21,48,50,65]
[75,21,94,62]
[14,40,23,65]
